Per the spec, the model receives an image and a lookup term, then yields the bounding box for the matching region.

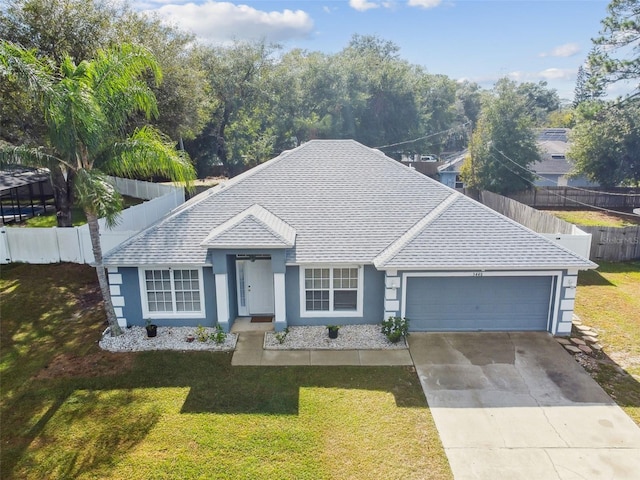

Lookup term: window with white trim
[141,268,204,317]
[302,266,362,316]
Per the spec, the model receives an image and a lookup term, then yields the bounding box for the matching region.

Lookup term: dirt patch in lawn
[33,351,135,380]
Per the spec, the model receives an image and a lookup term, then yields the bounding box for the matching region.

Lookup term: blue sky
[133,0,614,101]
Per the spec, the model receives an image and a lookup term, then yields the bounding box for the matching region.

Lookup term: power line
[488,146,640,218]
[373,121,470,150]
[491,145,640,197]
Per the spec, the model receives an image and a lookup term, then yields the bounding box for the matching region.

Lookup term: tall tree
[516,81,561,125]
[0,41,195,336]
[460,78,539,194]
[185,41,278,176]
[569,100,640,187]
[0,0,209,225]
[587,0,639,101]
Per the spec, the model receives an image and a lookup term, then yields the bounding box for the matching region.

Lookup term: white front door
[246,259,275,314]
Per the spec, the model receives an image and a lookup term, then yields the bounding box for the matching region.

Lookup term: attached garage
[404,274,555,332]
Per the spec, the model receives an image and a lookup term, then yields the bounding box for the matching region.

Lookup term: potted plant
[145,319,158,338]
[327,325,340,339]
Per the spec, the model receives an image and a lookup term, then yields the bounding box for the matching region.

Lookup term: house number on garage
[472,272,483,277]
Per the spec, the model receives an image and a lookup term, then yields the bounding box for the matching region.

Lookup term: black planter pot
[328,329,339,339]
[146,324,158,337]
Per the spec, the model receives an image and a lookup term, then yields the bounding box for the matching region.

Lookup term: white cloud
[538,68,575,80]
[349,0,380,11]
[147,1,314,43]
[539,42,581,58]
[408,0,443,8]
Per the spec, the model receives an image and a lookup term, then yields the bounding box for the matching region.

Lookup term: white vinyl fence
[0,177,184,264]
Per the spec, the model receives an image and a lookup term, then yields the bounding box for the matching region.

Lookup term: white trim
[112,296,125,307]
[108,273,122,285]
[215,273,230,324]
[110,285,121,296]
[138,266,206,320]
[114,307,123,317]
[560,299,575,311]
[400,270,562,333]
[274,272,286,324]
[299,264,364,318]
[235,260,248,316]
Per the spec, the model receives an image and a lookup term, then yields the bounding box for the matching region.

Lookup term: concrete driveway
[409,332,640,480]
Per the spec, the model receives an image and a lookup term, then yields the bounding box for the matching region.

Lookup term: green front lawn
[0,263,452,480]
[576,261,640,425]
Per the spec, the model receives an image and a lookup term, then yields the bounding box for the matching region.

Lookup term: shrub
[381,316,409,343]
[274,327,290,344]
[210,324,227,344]
[195,325,208,342]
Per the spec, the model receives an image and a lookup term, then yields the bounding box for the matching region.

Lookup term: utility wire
[374,121,470,150]
[489,146,640,218]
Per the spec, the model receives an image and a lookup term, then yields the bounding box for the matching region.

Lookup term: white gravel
[99,326,237,352]
[264,325,407,350]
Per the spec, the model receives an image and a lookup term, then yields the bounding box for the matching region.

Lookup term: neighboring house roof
[436,129,579,179]
[532,128,576,177]
[104,139,593,270]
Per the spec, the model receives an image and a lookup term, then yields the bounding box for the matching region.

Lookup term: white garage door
[405,276,553,331]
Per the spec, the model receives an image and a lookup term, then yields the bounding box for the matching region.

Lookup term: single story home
[438,129,598,189]
[104,140,595,336]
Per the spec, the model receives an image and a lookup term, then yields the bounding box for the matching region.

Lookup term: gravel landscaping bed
[264,325,407,350]
[99,326,237,352]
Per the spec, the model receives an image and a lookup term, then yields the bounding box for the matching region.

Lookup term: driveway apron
[409,332,640,480]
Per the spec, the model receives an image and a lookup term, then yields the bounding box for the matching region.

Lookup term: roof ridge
[374,192,460,268]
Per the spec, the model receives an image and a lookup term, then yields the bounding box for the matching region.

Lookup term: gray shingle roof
[201,204,296,249]
[104,139,593,270]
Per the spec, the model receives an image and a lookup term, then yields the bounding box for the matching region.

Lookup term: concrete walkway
[409,332,640,480]
[231,332,413,366]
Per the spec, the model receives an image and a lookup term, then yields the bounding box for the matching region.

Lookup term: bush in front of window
[381,316,409,343]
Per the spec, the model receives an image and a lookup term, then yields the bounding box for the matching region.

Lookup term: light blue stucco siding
[285,265,385,326]
[439,171,457,188]
[116,266,217,327]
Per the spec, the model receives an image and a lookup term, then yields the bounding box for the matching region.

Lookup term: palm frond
[0,40,55,97]
[90,43,162,127]
[74,169,123,228]
[0,144,70,171]
[105,125,195,188]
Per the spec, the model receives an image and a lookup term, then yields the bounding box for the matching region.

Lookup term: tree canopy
[461,79,540,194]
[0,40,196,335]
[587,0,639,101]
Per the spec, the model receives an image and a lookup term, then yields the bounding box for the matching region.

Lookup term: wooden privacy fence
[475,190,640,262]
[0,177,184,265]
[580,226,640,262]
[506,187,640,209]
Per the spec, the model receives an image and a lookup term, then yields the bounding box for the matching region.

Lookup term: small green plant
[210,324,227,344]
[327,325,340,332]
[381,316,409,343]
[274,327,290,344]
[195,325,208,342]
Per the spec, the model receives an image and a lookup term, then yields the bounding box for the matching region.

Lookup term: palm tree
[0,41,195,336]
